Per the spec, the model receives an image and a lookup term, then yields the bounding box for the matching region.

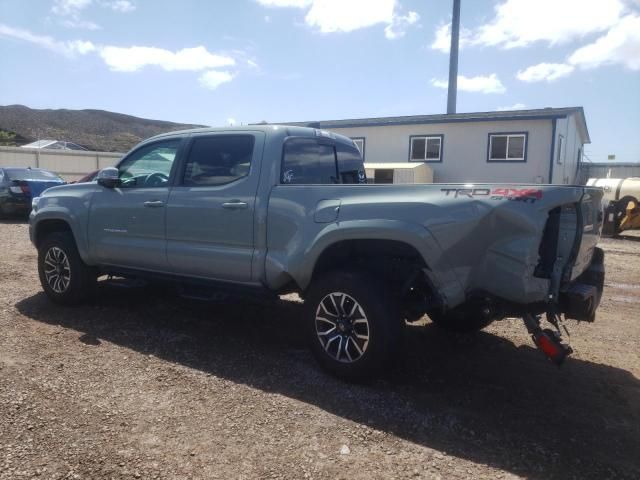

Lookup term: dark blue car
[0,167,65,218]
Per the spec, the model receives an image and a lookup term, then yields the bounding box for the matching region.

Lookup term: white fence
[0,146,123,181]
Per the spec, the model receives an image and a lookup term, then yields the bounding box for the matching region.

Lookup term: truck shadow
[615,234,640,243]
[15,284,640,480]
[0,217,29,225]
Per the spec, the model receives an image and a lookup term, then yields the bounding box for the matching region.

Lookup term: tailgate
[570,187,603,281]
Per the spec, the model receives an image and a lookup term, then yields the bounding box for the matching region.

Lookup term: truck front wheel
[305,271,402,380]
[38,231,96,305]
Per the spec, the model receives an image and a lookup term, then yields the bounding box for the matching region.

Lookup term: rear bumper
[0,197,30,214]
[559,247,605,322]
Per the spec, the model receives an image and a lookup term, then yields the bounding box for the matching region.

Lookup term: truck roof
[146,124,356,147]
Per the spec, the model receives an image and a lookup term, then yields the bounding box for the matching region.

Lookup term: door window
[182,135,255,186]
[118,139,181,188]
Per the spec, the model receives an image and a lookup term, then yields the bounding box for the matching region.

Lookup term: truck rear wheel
[305,271,402,381]
[38,231,96,305]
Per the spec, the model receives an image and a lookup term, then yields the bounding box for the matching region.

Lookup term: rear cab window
[281,137,366,185]
[337,142,366,184]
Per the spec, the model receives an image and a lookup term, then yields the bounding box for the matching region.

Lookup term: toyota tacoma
[29,126,605,379]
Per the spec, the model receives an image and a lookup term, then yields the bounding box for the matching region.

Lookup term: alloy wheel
[315,292,370,363]
[43,247,71,294]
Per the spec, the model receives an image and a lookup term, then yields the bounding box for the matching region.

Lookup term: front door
[88,138,182,271]
[165,132,263,282]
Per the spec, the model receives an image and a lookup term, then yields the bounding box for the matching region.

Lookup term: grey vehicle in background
[29,125,605,380]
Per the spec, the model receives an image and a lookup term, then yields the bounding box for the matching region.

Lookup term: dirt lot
[1,221,639,480]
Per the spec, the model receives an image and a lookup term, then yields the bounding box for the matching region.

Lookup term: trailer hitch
[523,312,573,365]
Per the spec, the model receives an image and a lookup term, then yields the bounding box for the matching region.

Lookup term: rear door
[165,132,265,282]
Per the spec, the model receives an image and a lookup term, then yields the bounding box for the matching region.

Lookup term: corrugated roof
[21,139,58,148]
[280,107,590,143]
[20,140,88,150]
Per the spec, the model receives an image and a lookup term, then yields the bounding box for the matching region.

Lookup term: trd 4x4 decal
[441,187,543,203]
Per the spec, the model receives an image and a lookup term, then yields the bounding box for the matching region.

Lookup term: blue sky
[0,0,639,162]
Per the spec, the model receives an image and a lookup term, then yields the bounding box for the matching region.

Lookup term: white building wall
[550,113,582,184]
[0,147,122,181]
[327,119,554,184]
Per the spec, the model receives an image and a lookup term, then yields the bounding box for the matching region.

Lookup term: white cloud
[52,0,135,30]
[256,0,311,6]
[247,59,259,68]
[52,0,92,16]
[384,10,419,39]
[256,0,418,37]
[516,62,575,82]
[99,45,235,72]
[0,23,95,56]
[568,14,640,70]
[51,0,100,29]
[514,13,640,82]
[474,0,626,48]
[102,0,136,12]
[305,0,394,33]
[227,118,237,126]
[431,74,506,94]
[68,39,96,54]
[199,70,235,90]
[60,18,101,30]
[497,103,527,111]
[1,23,242,90]
[430,22,472,53]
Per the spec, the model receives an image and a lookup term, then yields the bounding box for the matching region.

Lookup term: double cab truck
[30,126,605,379]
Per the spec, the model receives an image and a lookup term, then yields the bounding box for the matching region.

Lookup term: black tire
[38,231,96,305]
[305,270,402,381]
[429,306,497,333]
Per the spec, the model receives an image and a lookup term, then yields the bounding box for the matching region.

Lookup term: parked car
[29,126,605,379]
[0,167,65,218]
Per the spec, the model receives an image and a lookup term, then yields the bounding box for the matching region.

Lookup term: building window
[351,137,365,160]
[556,134,564,164]
[487,133,527,162]
[409,135,443,162]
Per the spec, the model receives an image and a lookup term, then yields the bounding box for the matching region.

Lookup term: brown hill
[0,105,206,152]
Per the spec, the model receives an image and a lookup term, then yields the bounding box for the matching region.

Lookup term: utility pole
[447,0,461,114]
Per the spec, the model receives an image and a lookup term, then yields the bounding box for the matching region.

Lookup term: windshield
[5,168,63,182]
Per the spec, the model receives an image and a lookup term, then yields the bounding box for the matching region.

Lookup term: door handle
[222,201,248,210]
[143,200,165,208]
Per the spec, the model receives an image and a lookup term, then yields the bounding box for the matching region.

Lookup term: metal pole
[447,0,461,114]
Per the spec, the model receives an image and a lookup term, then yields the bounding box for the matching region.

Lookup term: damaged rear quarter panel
[266,183,590,309]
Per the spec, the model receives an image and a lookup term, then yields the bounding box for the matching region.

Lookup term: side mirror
[97,167,120,188]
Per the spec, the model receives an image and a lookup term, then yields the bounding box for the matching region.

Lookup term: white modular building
[285,107,590,184]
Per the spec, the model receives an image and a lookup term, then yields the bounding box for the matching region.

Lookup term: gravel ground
[1,220,639,479]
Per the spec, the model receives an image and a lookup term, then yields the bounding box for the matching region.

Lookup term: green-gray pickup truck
[30,126,605,379]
